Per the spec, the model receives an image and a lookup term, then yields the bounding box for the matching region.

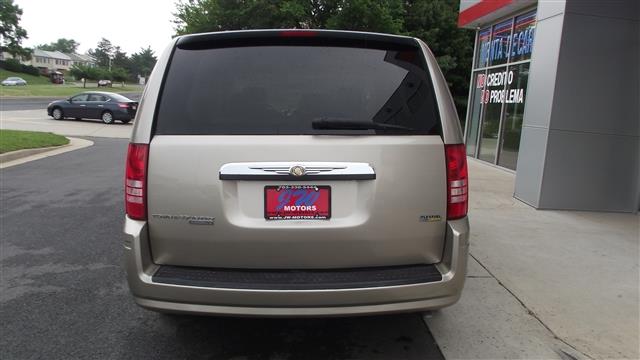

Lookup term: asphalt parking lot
[0,137,445,360]
[0,109,133,138]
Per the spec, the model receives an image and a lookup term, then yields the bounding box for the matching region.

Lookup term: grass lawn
[0,69,51,85]
[0,69,143,97]
[0,130,69,154]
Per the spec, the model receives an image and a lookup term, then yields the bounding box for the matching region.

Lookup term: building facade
[2,49,96,75]
[67,53,96,68]
[26,49,72,74]
[458,0,639,212]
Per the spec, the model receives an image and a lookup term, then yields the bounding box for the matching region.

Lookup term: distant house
[0,51,31,63]
[68,53,96,68]
[1,49,96,77]
[25,49,72,75]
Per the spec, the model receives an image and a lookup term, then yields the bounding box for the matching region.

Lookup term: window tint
[72,94,88,101]
[88,94,106,102]
[155,46,441,135]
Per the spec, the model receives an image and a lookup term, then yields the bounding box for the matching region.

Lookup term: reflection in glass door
[498,63,529,169]
[465,71,485,156]
[477,67,507,163]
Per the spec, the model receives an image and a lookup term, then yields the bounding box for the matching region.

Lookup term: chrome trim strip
[219,162,376,181]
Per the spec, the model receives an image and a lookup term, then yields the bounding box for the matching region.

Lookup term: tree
[129,47,157,80]
[173,0,222,34]
[94,67,112,82]
[88,38,114,68]
[325,0,404,34]
[111,46,130,69]
[0,0,31,59]
[173,0,404,34]
[69,64,98,88]
[174,0,317,34]
[403,0,474,116]
[37,38,79,53]
[110,67,128,86]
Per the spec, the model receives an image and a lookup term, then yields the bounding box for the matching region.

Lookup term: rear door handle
[219,162,376,181]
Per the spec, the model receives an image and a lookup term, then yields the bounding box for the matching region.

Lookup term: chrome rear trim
[219,162,376,180]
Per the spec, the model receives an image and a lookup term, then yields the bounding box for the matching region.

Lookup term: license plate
[264,185,330,220]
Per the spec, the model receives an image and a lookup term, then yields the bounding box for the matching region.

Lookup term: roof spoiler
[176,29,420,50]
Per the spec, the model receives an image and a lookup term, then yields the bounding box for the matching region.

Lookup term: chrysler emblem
[289,165,306,177]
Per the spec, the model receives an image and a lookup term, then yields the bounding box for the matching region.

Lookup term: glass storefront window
[477,66,507,163]
[475,27,492,68]
[463,8,536,170]
[510,11,536,63]
[498,63,529,169]
[489,19,513,66]
[466,71,486,156]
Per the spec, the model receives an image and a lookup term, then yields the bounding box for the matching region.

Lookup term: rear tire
[52,108,63,120]
[121,119,131,124]
[101,111,114,124]
[75,118,82,120]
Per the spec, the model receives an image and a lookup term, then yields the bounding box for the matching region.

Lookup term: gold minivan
[124,29,469,316]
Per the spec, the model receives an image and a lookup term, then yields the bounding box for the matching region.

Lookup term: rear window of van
[155,45,441,135]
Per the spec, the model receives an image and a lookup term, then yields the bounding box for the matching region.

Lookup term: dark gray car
[47,91,138,124]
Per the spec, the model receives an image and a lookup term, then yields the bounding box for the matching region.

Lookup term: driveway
[0,109,132,138]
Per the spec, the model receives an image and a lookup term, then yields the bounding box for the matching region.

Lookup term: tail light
[125,143,149,220]
[445,144,468,220]
[118,103,129,108]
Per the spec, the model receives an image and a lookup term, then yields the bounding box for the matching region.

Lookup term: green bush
[0,59,41,76]
[1,59,21,72]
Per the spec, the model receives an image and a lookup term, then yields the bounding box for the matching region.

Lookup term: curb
[0,144,66,163]
[0,137,94,169]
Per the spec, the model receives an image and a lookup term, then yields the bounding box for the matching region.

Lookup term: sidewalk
[427,158,639,359]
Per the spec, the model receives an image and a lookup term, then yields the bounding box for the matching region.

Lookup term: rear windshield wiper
[312,118,416,131]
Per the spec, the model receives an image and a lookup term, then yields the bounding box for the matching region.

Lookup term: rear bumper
[113,109,135,120]
[123,217,469,317]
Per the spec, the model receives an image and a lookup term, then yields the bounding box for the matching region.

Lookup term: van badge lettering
[151,214,215,225]
[419,215,441,223]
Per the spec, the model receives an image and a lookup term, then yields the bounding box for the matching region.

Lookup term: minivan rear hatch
[146,31,447,269]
